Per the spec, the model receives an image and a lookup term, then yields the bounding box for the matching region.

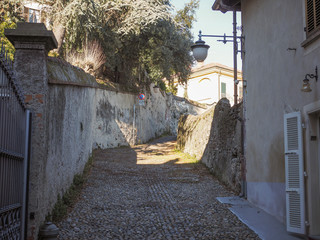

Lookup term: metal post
[233,10,238,105]
[132,104,136,145]
[21,110,31,239]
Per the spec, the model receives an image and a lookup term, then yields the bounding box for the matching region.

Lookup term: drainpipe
[218,70,221,100]
[233,10,238,105]
[236,115,246,198]
[23,111,32,239]
[239,19,247,198]
[235,30,246,197]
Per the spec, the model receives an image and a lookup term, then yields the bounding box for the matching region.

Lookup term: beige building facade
[213,0,320,238]
[177,63,242,105]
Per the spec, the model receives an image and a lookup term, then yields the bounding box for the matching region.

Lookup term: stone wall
[170,95,208,136]
[176,107,215,160]
[45,57,206,220]
[7,23,207,239]
[177,98,243,194]
[31,57,206,239]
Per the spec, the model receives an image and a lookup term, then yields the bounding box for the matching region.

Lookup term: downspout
[218,70,221,100]
[233,10,238,105]
[237,115,246,198]
[240,19,247,198]
[24,111,32,239]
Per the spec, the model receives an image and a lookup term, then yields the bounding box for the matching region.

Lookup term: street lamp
[190,35,210,63]
[191,31,243,62]
[191,11,244,104]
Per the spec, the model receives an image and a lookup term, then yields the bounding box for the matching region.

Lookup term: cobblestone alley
[57,137,260,240]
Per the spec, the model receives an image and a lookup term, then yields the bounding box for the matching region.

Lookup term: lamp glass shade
[192,46,209,62]
[301,79,312,92]
[191,39,210,62]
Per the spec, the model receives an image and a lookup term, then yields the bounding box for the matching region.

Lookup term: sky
[171,0,242,69]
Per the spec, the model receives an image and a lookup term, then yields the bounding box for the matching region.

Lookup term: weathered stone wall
[176,107,215,160]
[39,57,207,238]
[170,95,208,136]
[7,23,207,240]
[177,98,243,193]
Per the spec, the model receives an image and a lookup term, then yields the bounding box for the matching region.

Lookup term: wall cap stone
[5,22,57,51]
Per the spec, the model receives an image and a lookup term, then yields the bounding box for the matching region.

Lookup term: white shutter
[284,112,305,234]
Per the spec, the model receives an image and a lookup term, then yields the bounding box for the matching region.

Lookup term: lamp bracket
[199,33,244,40]
[197,30,245,54]
[305,66,318,82]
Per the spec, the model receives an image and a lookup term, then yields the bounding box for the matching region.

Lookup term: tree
[4,0,199,90]
[0,0,24,60]
[174,0,199,31]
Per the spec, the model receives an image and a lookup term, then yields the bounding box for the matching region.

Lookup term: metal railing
[0,43,31,240]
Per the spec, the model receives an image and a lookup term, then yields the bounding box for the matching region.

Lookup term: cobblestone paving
[57,137,260,240]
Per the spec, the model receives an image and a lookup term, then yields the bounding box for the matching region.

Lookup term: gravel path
[57,136,260,240]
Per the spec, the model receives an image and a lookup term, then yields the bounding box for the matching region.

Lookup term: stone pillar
[5,22,57,240]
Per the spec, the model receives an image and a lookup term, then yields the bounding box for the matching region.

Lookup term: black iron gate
[0,44,31,239]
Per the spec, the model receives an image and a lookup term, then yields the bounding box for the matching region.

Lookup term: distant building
[22,1,49,25]
[0,1,49,24]
[176,62,243,105]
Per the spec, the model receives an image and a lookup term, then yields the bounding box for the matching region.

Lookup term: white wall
[12,23,208,238]
[177,65,241,106]
[46,84,173,210]
[188,76,216,104]
[37,58,207,236]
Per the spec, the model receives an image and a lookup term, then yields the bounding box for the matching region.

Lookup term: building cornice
[189,63,242,80]
[212,0,241,13]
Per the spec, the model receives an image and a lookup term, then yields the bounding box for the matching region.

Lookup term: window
[305,0,320,37]
[23,7,40,23]
[221,82,226,98]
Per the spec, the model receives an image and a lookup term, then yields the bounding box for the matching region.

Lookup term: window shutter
[306,0,320,36]
[284,112,306,234]
[221,82,226,98]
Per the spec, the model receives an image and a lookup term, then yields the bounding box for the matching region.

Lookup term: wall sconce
[301,66,318,92]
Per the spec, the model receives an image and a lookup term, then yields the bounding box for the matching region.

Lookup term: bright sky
[171,0,242,69]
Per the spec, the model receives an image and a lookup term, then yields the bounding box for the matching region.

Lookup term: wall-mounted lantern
[301,66,318,92]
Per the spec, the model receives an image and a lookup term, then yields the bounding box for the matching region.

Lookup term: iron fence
[0,43,31,240]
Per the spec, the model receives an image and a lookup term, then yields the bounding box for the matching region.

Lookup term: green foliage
[0,1,24,60]
[46,155,94,223]
[48,50,59,57]
[59,0,105,50]
[0,17,16,60]
[1,0,199,87]
[174,0,199,31]
[158,80,167,92]
[173,148,199,163]
[49,194,68,222]
[43,0,199,88]
[166,81,177,94]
